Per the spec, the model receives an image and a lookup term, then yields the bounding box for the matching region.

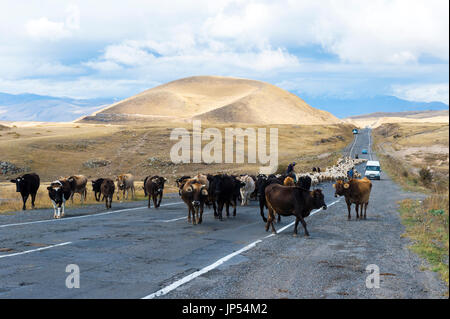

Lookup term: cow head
[184,182,208,207]
[333,180,350,197]
[151,176,167,194]
[311,189,327,210]
[116,176,124,189]
[47,181,65,205]
[10,176,25,192]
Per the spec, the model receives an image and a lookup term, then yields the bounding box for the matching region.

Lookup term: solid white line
[142,198,342,299]
[142,239,262,299]
[0,242,72,259]
[349,133,358,157]
[0,202,184,228]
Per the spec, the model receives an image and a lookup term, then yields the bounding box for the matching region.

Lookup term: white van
[365,160,381,180]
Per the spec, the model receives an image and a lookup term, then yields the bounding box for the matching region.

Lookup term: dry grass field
[0,121,353,214]
[374,122,449,191]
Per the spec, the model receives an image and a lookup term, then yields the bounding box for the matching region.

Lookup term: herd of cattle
[8,156,372,236]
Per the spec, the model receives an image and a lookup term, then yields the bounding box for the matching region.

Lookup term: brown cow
[333,177,372,220]
[181,180,209,225]
[265,184,327,236]
[60,175,87,204]
[100,178,115,209]
[116,174,135,201]
[144,175,167,208]
[283,176,295,186]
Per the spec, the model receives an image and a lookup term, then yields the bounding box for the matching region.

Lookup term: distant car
[352,128,358,134]
[362,149,368,154]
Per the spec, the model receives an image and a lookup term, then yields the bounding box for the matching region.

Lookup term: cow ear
[186,186,193,192]
[47,186,52,190]
[332,184,336,188]
[344,183,350,189]
[10,179,16,183]
[201,188,208,196]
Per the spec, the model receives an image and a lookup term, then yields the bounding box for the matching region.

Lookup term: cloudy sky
[0,0,448,108]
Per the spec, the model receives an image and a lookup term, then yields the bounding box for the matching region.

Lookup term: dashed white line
[0,242,72,259]
[142,198,342,299]
[349,133,358,157]
[0,202,184,229]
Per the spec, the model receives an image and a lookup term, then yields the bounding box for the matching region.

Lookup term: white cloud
[0,0,447,100]
[25,5,80,40]
[392,83,449,104]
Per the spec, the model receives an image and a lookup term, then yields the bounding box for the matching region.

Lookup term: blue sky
[0,0,448,114]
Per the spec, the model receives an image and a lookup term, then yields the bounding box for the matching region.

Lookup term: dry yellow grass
[374,123,449,185]
[0,181,179,214]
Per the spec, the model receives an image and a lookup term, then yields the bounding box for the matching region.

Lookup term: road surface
[0,129,446,298]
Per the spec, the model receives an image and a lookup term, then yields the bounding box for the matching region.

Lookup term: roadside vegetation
[373,122,449,287]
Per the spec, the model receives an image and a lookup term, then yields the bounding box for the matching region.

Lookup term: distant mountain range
[0,88,448,122]
[0,92,116,122]
[301,95,448,119]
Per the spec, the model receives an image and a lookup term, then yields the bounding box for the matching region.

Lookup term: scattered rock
[146,157,175,167]
[83,159,111,168]
[0,161,29,175]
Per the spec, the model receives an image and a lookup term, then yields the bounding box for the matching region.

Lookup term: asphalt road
[0,129,446,298]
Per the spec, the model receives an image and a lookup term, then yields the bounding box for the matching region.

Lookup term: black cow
[296,176,312,191]
[144,175,167,208]
[208,174,243,220]
[10,173,40,210]
[255,174,283,222]
[91,178,105,201]
[47,180,72,218]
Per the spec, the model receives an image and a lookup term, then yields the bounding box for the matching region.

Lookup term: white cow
[239,175,255,206]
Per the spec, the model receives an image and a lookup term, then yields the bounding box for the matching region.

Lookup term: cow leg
[277,212,281,223]
[61,199,66,217]
[148,195,151,208]
[346,201,352,220]
[22,194,29,210]
[217,201,224,220]
[52,200,57,218]
[259,199,267,222]
[31,193,36,209]
[199,205,204,224]
[293,217,300,236]
[232,198,237,217]
[152,194,157,208]
[299,216,310,236]
[212,200,218,218]
[355,203,360,219]
[187,205,192,223]
[364,202,368,219]
[156,193,162,207]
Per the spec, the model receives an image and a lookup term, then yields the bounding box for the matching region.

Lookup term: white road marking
[349,133,358,157]
[142,239,262,299]
[0,202,184,228]
[368,129,373,160]
[0,242,72,259]
[142,198,342,299]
